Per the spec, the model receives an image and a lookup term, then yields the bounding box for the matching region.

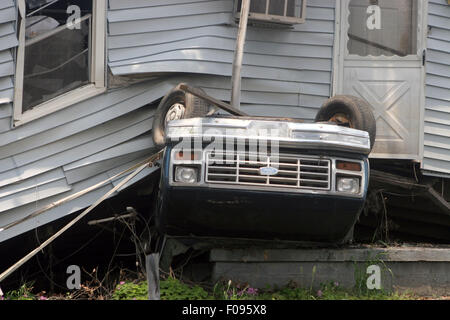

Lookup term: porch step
[210,246,450,296]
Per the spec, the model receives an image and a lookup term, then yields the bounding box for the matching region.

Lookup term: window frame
[234,0,307,25]
[13,0,106,126]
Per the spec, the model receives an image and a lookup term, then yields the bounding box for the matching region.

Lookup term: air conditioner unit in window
[235,0,307,26]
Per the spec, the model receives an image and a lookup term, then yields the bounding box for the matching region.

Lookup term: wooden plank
[427,186,450,215]
[146,253,160,300]
[210,248,450,262]
[179,83,247,116]
[370,170,428,191]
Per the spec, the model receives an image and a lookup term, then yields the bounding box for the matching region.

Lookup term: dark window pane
[23,18,90,112]
[286,0,303,18]
[26,0,92,24]
[237,0,267,14]
[251,0,267,14]
[268,0,285,16]
[286,0,295,17]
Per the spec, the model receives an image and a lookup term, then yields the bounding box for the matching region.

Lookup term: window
[235,0,307,25]
[14,0,106,125]
[347,0,418,57]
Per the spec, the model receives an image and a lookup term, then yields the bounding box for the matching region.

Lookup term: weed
[161,277,210,300]
[353,251,393,296]
[212,280,259,300]
[112,276,210,300]
[112,281,148,300]
[3,282,35,300]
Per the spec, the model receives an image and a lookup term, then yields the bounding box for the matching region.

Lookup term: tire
[152,86,210,148]
[314,95,377,152]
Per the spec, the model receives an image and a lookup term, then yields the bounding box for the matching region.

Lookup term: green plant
[3,282,36,300]
[212,280,260,300]
[112,277,210,300]
[353,252,393,297]
[160,277,210,300]
[112,281,148,300]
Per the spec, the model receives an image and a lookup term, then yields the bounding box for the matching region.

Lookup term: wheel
[315,95,377,152]
[152,86,210,148]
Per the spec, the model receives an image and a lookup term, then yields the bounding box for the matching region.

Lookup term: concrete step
[210,246,450,296]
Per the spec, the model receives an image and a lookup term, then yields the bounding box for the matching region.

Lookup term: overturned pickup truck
[153,85,376,245]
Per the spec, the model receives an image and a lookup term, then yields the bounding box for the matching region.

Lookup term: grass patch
[0,277,427,301]
[112,277,211,300]
[1,282,36,300]
[213,280,416,300]
[109,277,417,300]
[0,269,433,301]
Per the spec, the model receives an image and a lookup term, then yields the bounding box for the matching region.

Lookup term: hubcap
[165,103,186,126]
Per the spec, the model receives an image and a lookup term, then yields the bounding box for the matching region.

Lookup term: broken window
[235,0,307,25]
[14,0,106,124]
[347,0,419,57]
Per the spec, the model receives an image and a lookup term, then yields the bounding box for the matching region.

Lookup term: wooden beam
[178,83,248,116]
[231,0,251,109]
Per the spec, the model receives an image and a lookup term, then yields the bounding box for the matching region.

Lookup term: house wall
[0,0,17,131]
[423,0,450,176]
[108,0,336,119]
[0,0,176,242]
[1,0,448,242]
[0,0,337,242]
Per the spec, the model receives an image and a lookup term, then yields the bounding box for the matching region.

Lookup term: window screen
[347,0,418,57]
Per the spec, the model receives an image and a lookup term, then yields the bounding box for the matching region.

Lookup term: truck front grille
[205,152,331,190]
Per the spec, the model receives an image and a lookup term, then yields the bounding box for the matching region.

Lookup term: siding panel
[0,77,175,242]
[423,0,450,176]
[108,0,336,119]
[0,4,16,105]
[1,0,336,242]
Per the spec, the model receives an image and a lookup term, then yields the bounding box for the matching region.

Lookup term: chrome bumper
[166,117,371,155]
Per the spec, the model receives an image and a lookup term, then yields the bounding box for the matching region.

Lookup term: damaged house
[0,0,449,248]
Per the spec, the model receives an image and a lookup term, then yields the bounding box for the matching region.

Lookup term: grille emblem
[259,166,278,176]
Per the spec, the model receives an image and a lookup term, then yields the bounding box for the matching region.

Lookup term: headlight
[174,166,199,183]
[337,177,360,194]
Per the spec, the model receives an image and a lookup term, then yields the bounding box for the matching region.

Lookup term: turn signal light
[175,150,201,161]
[336,161,361,172]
